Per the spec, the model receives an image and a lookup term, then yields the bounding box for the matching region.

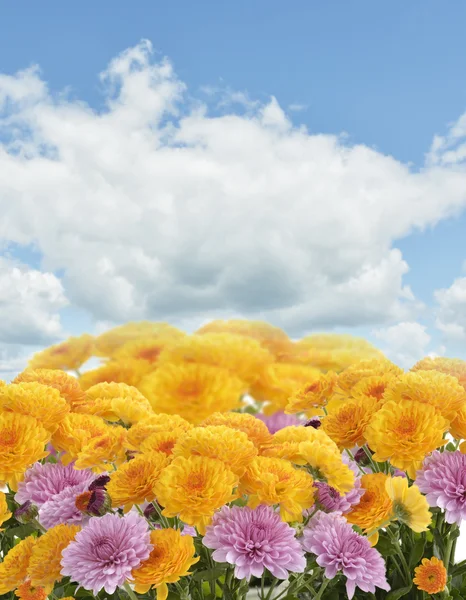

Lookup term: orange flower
[322,396,378,449]
[200,412,273,451]
[0,536,36,594]
[113,335,180,366]
[285,372,338,415]
[450,404,466,440]
[140,428,187,456]
[413,557,447,594]
[350,374,395,404]
[12,368,86,410]
[346,473,393,537]
[14,580,51,600]
[29,334,94,371]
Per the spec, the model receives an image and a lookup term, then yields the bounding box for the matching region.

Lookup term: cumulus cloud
[434,277,466,340]
[372,321,432,368]
[1,40,466,337]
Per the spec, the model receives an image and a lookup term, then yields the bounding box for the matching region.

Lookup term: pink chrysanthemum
[256,411,302,434]
[38,482,91,529]
[15,462,95,506]
[313,454,363,514]
[203,504,305,580]
[302,511,390,599]
[416,450,466,525]
[61,512,152,594]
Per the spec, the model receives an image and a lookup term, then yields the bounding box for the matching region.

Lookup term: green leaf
[375,534,397,557]
[385,583,413,600]
[451,560,466,577]
[192,568,226,582]
[408,536,426,568]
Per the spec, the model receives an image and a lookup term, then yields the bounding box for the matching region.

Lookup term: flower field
[1,319,466,599]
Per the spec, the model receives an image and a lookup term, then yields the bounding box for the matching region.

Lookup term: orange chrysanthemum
[93,321,185,357]
[131,528,199,599]
[350,373,396,403]
[346,473,393,536]
[411,356,466,390]
[12,368,86,410]
[240,456,315,522]
[172,425,257,476]
[413,557,447,594]
[285,371,338,415]
[200,412,273,451]
[107,451,171,510]
[450,404,466,440]
[113,335,180,365]
[126,414,193,450]
[364,399,449,478]
[382,370,466,422]
[0,412,50,489]
[0,536,36,594]
[140,428,188,456]
[154,455,238,533]
[138,363,246,424]
[157,332,273,387]
[28,524,80,588]
[29,334,94,371]
[0,382,70,433]
[0,490,12,529]
[322,396,378,449]
[334,358,403,397]
[14,580,51,600]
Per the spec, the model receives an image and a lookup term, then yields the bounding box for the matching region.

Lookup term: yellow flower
[382,370,466,422]
[385,477,432,532]
[93,321,185,357]
[322,396,378,449]
[131,528,199,598]
[451,404,466,440]
[262,425,339,465]
[0,382,70,433]
[411,356,466,390]
[78,359,153,391]
[15,580,51,600]
[12,368,86,410]
[172,425,257,477]
[74,426,127,472]
[346,473,393,537]
[0,412,50,489]
[28,524,81,588]
[0,536,36,594]
[413,556,447,594]
[154,455,238,533]
[140,428,188,456]
[285,372,338,415]
[113,335,180,365]
[350,374,396,403]
[75,382,153,424]
[127,414,193,450]
[298,440,355,494]
[0,490,12,529]
[200,412,273,451]
[138,363,246,424]
[29,334,94,371]
[334,358,403,397]
[107,451,171,511]
[364,399,449,478]
[157,333,273,387]
[239,456,315,522]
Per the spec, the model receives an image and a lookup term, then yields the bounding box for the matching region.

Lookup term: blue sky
[1,1,466,371]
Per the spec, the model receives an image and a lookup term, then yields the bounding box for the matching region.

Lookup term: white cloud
[372,321,432,368]
[434,277,466,340]
[1,40,466,338]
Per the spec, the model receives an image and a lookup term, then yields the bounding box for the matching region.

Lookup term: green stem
[265,578,279,600]
[345,449,366,475]
[313,578,330,600]
[151,501,171,528]
[75,368,82,378]
[123,582,140,600]
[135,504,155,529]
[387,528,411,583]
[362,445,380,473]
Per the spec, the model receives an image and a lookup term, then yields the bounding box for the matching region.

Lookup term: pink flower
[203,504,305,580]
[255,411,302,434]
[38,482,91,529]
[416,450,466,525]
[61,512,152,594]
[302,511,389,599]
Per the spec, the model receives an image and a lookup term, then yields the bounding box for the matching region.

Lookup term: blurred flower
[93,321,184,357]
[15,501,39,524]
[411,356,466,390]
[201,412,273,451]
[0,490,12,528]
[304,417,321,429]
[0,537,36,595]
[113,335,180,366]
[255,411,301,434]
[75,488,111,517]
[334,359,403,397]
[14,580,51,600]
[285,372,337,415]
[413,557,447,594]
[12,368,86,410]
[61,513,151,595]
[385,477,431,532]
[28,334,94,371]
[79,359,152,391]
[203,504,305,580]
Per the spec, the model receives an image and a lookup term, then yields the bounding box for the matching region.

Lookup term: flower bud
[15,501,39,524]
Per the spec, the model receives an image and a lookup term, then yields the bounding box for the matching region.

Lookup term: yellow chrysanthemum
[14,580,51,600]
[28,524,81,588]
[12,368,86,410]
[0,536,36,594]
[350,374,396,403]
[158,333,273,387]
[29,334,94,371]
[364,399,449,478]
[413,556,447,594]
[75,382,153,424]
[196,319,292,359]
[382,370,466,422]
[78,359,153,391]
[334,358,403,397]
[113,335,180,367]
[322,396,378,449]
[0,490,12,528]
[240,456,315,522]
[200,412,273,451]
[250,363,322,413]
[298,440,355,494]
[154,455,238,533]
[126,414,193,450]
[0,382,70,433]
[140,428,188,456]
[285,371,338,415]
[346,473,393,536]
[131,528,199,599]
[172,425,257,477]
[138,363,246,424]
[107,451,171,511]
[385,477,432,532]
[73,426,127,472]
[93,321,185,357]
[412,356,466,390]
[0,412,50,489]
[262,425,339,465]
[450,404,466,440]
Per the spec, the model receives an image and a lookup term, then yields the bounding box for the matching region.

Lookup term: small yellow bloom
[154,455,238,533]
[29,334,94,371]
[13,368,86,410]
[107,451,171,510]
[14,580,51,600]
[322,396,378,449]
[413,556,447,594]
[28,524,81,588]
[385,477,432,532]
[285,372,337,415]
[201,412,273,451]
[0,490,12,528]
[240,456,315,522]
[127,414,193,450]
[298,440,355,494]
[346,473,393,536]
[0,536,36,594]
[131,528,199,599]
